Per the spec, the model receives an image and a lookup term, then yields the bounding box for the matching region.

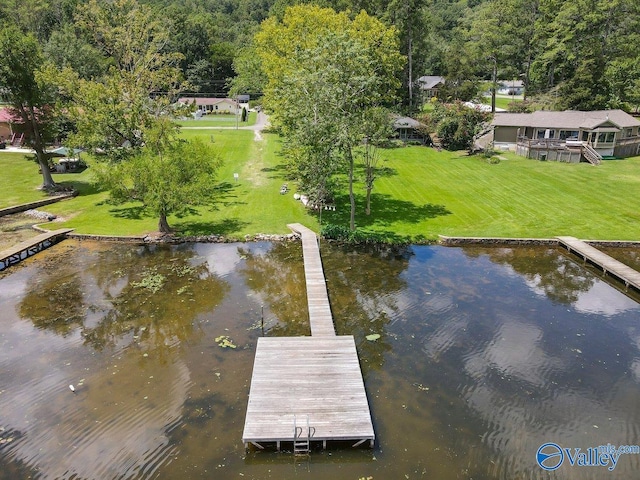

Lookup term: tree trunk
[347,147,355,231]
[365,186,372,216]
[158,212,172,233]
[23,105,56,190]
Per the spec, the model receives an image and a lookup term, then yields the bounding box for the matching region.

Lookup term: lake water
[1,240,639,479]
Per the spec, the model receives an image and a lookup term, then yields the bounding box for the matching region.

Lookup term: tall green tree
[0,25,58,190]
[98,135,222,233]
[51,0,184,158]
[48,0,224,233]
[254,5,404,230]
[529,0,640,110]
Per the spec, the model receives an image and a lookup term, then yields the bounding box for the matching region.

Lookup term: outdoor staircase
[582,143,602,165]
[10,133,24,147]
[293,415,313,455]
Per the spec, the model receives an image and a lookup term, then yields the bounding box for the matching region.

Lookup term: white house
[177,97,239,115]
[497,80,524,96]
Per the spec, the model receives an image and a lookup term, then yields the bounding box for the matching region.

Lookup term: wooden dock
[557,236,640,291]
[287,223,336,336]
[242,224,374,451]
[0,228,73,271]
[242,337,374,449]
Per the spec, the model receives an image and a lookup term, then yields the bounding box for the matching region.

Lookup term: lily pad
[215,335,237,349]
[366,334,381,342]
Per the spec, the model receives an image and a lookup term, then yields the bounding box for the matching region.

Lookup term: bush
[320,224,406,244]
[421,101,490,151]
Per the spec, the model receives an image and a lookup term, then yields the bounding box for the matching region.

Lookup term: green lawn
[482,94,523,110]
[3,133,640,241]
[329,148,640,241]
[0,152,54,207]
[21,129,319,237]
[175,111,257,128]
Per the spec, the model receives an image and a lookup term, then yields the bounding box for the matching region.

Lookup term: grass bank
[3,132,640,241]
[324,148,640,241]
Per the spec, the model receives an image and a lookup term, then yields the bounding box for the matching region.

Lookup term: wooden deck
[557,236,640,291]
[0,228,73,271]
[287,223,336,336]
[242,224,374,451]
[242,336,374,449]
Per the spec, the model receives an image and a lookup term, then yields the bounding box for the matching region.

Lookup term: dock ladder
[293,415,313,455]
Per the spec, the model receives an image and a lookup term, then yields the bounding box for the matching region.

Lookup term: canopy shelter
[47,146,84,157]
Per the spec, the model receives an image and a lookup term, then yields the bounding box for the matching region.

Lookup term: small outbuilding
[393,116,430,145]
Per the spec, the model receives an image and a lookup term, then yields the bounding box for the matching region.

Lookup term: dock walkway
[0,228,73,271]
[557,236,640,291]
[286,223,335,336]
[242,224,374,451]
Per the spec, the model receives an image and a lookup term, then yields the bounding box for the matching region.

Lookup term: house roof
[417,76,445,90]
[393,116,424,129]
[177,97,235,106]
[491,110,640,130]
[0,107,19,123]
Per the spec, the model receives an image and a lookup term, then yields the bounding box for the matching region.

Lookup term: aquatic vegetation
[215,335,237,349]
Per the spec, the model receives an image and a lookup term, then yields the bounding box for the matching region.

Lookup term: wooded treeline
[2,0,639,113]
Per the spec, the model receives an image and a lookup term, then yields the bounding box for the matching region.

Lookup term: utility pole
[490,56,497,113]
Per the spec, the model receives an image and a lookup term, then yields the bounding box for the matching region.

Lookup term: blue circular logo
[537,442,564,471]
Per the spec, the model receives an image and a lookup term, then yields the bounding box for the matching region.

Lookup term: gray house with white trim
[492,110,640,162]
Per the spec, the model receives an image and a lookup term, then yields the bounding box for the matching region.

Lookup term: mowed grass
[3,131,640,241]
[0,152,54,207]
[28,129,318,237]
[174,111,256,128]
[318,147,640,241]
[481,94,523,110]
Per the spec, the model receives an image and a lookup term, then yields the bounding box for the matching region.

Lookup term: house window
[537,129,555,139]
[624,128,632,138]
[597,132,615,143]
[582,131,589,141]
[559,130,579,140]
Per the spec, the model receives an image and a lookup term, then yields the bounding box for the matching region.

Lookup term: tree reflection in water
[238,242,310,336]
[322,243,412,372]
[463,246,595,305]
[18,243,229,354]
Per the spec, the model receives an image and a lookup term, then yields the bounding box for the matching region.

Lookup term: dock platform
[557,236,640,291]
[0,228,73,271]
[242,224,374,451]
[242,336,374,449]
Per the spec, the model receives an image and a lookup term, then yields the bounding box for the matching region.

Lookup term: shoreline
[26,224,640,247]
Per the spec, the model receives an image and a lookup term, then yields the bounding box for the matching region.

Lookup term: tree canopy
[250,5,404,230]
[2,0,639,112]
[0,25,58,189]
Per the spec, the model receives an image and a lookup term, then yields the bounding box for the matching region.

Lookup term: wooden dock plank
[557,236,640,291]
[242,336,374,444]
